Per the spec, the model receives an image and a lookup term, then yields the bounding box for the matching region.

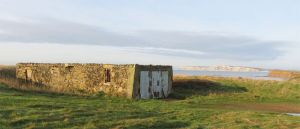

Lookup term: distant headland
[176,65,265,72]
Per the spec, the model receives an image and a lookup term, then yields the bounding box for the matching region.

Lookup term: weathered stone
[16,63,172,99]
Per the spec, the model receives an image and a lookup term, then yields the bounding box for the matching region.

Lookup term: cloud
[136,31,283,60]
[0,19,283,60]
[120,47,205,58]
[0,19,143,46]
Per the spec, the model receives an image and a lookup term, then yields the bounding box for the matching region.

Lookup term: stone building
[16,63,173,99]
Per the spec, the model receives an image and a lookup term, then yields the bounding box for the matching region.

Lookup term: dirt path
[212,103,300,113]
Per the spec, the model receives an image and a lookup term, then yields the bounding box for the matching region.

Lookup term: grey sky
[0,0,299,70]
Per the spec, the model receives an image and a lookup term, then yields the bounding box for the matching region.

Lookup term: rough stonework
[16,63,172,99]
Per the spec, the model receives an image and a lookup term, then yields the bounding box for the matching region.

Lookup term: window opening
[65,66,74,72]
[105,69,111,83]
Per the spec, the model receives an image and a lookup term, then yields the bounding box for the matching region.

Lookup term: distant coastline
[176,65,265,72]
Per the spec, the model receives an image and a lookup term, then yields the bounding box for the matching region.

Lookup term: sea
[173,70,283,81]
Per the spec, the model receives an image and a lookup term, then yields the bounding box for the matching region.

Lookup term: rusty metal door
[140,71,150,99]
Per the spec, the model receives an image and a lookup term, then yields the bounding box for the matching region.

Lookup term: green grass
[0,76,300,129]
[173,76,300,104]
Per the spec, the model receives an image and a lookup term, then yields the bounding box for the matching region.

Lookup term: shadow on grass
[8,108,188,129]
[169,79,248,99]
[124,120,191,129]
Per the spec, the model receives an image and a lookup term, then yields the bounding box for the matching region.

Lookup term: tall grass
[269,70,300,81]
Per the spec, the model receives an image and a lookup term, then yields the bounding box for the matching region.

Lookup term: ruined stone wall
[16,63,135,98]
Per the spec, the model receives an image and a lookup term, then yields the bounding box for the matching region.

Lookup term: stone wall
[16,63,135,98]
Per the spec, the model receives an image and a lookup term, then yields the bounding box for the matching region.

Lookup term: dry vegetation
[269,70,300,81]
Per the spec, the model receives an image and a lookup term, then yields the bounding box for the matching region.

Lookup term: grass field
[0,66,300,129]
